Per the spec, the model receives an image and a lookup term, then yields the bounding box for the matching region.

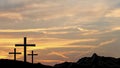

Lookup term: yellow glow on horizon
[0,56,7,59]
[38,60,65,63]
[0,37,97,63]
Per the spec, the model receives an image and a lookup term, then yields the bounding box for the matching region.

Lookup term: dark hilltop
[1,53,120,68]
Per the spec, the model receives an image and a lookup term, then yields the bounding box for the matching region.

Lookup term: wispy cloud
[105,9,120,17]
[99,39,116,46]
[77,27,100,35]
[48,52,69,59]
[0,12,23,20]
[0,26,77,32]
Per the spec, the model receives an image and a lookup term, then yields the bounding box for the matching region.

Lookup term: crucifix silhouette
[9,48,21,61]
[15,37,35,62]
[28,50,38,64]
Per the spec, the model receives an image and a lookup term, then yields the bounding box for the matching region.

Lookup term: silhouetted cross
[15,37,35,62]
[9,48,21,61]
[28,50,38,64]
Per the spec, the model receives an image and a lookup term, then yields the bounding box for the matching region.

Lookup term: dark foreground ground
[1,53,120,68]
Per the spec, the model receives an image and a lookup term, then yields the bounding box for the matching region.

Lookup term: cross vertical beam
[24,37,27,63]
[28,50,38,64]
[15,37,35,63]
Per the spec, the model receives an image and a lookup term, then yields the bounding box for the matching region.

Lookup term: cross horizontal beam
[9,52,21,54]
[28,54,38,55]
[15,44,35,46]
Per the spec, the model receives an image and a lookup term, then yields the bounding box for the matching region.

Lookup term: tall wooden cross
[28,50,38,64]
[15,37,35,63]
[9,48,21,61]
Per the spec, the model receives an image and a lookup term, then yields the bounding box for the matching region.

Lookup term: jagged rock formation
[54,53,120,68]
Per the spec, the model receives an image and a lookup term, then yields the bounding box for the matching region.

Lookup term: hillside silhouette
[0,59,53,68]
[1,53,120,68]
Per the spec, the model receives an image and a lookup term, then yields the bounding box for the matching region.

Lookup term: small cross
[28,50,38,64]
[9,48,21,61]
[15,37,36,62]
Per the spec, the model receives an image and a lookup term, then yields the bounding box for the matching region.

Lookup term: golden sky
[0,0,120,65]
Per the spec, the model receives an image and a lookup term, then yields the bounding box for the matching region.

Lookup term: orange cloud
[0,38,23,48]
[0,26,76,33]
[30,38,97,50]
[112,27,120,31]
[48,52,69,59]
[98,26,120,34]
[105,9,120,17]
[99,39,116,47]
[77,27,99,35]
[24,3,58,9]
[0,29,41,32]
[0,12,23,20]
[39,60,64,63]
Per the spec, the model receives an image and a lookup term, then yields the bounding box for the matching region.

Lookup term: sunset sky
[0,0,120,65]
